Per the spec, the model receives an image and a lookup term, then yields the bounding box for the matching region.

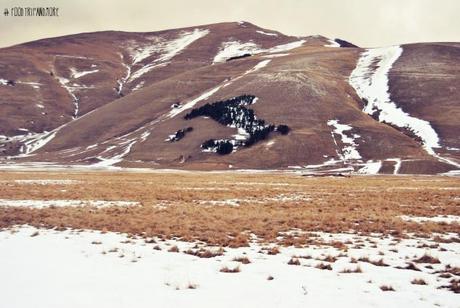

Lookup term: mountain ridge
[0,22,458,174]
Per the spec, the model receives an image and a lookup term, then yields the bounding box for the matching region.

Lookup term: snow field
[0,226,459,308]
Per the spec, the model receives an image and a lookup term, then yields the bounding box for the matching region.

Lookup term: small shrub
[444,265,460,276]
[185,248,224,258]
[411,278,427,285]
[358,258,389,267]
[288,257,301,265]
[233,256,251,264]
[228,233,249,248]
[220,265,240,273]
[168,245,179,253]
[414,254,440,264]
[321,255,337,263]
[447,279,460,293]
[340,266,362,273]
[380,285,395,291]
[267,246,280,255]
[316,262,332,270]
[187,282,198,289]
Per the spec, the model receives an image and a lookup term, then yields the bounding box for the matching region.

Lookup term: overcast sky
[0,0,459,48]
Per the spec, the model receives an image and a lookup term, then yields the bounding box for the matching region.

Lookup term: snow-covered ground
[0,226,458,308]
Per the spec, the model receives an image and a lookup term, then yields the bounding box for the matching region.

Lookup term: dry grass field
[1,171,459,247]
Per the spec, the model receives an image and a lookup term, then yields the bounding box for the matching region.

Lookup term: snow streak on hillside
[327,120,361,161]
[0,130,56,157]
[70,67,99,79]
[213,40,305,63]
[349,46,440,155]
[57,77,80,118]
[127,28,210,81]
[213,41,262,63]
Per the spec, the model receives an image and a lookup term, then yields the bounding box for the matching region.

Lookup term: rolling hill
[0,21,458,174]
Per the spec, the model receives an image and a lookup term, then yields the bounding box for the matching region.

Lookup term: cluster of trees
[276,124,290,135]
[184,95,290,155]
[3,80,15,86]
[167,127,193,142]
[334,39,358,48]
[226,53,252,62]
[202,139,235,155]
[184,95,265,135]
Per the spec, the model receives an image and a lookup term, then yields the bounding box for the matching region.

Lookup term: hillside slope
[0,22,458,174]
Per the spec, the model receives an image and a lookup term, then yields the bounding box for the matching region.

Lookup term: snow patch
[350,46,460,169]
[17,131,57,156]
[256,30,278,37]
[127,28,209,81]
[70,68,99,79]
[327,119,362,160]
[12,179,81,185]
[132,81,145,92]
[57,76,80,118]
[349,46,439,154]
[267,40,305,53]
[262,53,290,58]
[325,39,340,48]
[213,40,305,63]
[400,215,460,224]
[387,158,402,175]
[357,161,382,174]
[213,41,262,63]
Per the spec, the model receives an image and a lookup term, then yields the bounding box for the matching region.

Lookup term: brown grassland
[0,171,459,247]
